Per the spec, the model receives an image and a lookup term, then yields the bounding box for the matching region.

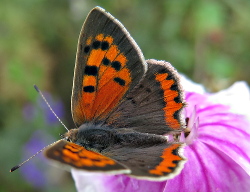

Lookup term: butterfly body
[64,123,168,154]
[44,6,186,181]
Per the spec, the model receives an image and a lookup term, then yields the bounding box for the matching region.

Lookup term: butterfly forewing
[71,7,147,127]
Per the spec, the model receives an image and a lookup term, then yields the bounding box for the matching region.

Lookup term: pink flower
[71,79,250,192]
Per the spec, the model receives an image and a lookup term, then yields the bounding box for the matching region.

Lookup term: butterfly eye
[63,136,71,142]
[60,133,71,141]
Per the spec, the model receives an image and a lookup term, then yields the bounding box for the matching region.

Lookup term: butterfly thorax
[64,123,168,153]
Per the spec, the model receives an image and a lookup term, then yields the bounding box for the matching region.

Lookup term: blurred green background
[1,0,250,191]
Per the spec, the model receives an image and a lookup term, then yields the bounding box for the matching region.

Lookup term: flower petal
[180,75,206,94]
[209,81,250,120]
[186,92,250,176]
[72,170,166,192]
[165,141,250,192]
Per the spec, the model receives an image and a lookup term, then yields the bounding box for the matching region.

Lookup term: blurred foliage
[0,0,250,191]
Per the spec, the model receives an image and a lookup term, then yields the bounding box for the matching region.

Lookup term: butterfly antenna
[34,85,69,132]
[10,141,59,172]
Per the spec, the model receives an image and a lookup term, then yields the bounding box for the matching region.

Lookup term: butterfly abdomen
[114,131,168,147]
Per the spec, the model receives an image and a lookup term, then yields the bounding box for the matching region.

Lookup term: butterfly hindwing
[106,59,185,135]
[44,140,130,173]
[71,7,147,127]
[103,142,185,181]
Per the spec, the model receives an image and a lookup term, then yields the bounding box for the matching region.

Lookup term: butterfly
[44,6,186,181]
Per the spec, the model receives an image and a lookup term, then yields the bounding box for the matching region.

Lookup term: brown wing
[71,7,147,127]
[106,59,186,135]
[45,140,130,173]
[103,142,186,181]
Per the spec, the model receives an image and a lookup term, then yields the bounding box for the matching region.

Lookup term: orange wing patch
[155,73,184,130]
[45,140,129,172]
[59,143,116,167]
[149,144,183,175]
[75,34,131,122]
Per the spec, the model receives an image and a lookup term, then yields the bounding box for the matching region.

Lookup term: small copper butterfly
[15,6,187,181]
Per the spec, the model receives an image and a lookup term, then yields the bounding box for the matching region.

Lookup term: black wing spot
[93,41,101,49]
[102,58,110,66]
[139,84,144,89]
[174,96,182,103]
[83,86,95,93]
[111,61,121,71]
[173,110,179,120]
[84,66,98,76]
[127,97,136,105]
[84,46,90,53]
[172,148,179,156]
[146,88,152,93]
[166,74,173,80]
[101,41,109,50]
[114,77,125,86]
[168,167,175,171]
[159,68,169,74]
[170,83,178,91]
[172,160,179,164]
